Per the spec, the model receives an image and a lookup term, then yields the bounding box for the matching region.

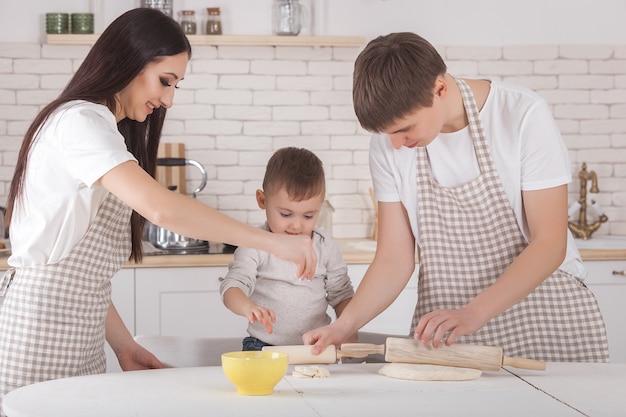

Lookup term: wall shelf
[45,34,365,47]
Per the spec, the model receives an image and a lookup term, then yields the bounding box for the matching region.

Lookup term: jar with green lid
[71,13,94,34]
[45,13,70,34]
[179,10,197,35]
[205,7,222,35]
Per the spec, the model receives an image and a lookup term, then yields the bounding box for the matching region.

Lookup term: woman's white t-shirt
[370,79,586,279]
[8,101,136,267]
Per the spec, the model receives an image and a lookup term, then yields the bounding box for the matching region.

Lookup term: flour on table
[292,365,330,378]
[378,363,481,381]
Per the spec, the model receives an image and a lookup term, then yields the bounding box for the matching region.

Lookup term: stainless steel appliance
[145,158,223,254]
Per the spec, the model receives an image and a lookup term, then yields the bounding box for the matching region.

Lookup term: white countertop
[4,362,624,417]
[1,237,625,270]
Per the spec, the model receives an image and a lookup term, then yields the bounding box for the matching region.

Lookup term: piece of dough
[292,365,331,378]
[378,363,481,381]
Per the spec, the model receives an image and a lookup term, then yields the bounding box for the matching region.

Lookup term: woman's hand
[117,340,164,370]
[106,302,163,370]
[270,233,317,280]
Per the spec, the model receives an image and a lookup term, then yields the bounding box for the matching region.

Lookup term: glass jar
[272,0,308,36]
[141,0,173,17]
[205,7,222,35]
[179,10,197,35]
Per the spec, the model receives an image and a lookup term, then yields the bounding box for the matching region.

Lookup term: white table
[3,362,625,417]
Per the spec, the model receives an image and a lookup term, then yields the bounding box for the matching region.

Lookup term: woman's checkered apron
[410,77,609,362]
[0,193,132,415]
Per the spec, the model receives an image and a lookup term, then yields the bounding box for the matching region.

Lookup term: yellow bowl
[221,351,289,395]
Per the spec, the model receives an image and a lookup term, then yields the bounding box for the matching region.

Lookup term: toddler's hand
[246,305,276,334]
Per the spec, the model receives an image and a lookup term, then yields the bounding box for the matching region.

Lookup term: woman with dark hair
[0,8,316,409]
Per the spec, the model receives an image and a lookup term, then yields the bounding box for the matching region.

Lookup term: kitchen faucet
[568,162,608,240]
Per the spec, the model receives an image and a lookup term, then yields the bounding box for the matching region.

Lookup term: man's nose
[389,133,406,149]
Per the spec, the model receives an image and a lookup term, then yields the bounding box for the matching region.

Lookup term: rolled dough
[378,363,482,381]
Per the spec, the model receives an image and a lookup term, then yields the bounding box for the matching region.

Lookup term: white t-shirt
[370,79,586,279]
[8,101,136,267]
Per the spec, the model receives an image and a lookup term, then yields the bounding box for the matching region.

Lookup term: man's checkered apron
[0,193,132,415]
[410,77,609,362]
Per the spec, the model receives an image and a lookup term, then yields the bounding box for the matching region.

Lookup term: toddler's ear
[256,189,267,209]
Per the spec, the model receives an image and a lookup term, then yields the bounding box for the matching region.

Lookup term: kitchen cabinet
[135,266,249,338]
[102,263,416,374]
[96,259,626,368]
[4,236,623,375]
[128,259,626,364]
[583,260,626,363]
[133,264,419,340]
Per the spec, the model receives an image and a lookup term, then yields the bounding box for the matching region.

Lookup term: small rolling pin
[263,337,546,371]
[262,344,368,364]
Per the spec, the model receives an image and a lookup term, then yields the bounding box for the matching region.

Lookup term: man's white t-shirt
[9,101,136,267]
[370,79,586,279]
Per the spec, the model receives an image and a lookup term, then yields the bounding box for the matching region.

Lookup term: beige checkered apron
[410,77,609,362]
[0,192,132,415]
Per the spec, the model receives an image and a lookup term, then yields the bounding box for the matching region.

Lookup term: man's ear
[256,189,266,209]
[434,76,448,99]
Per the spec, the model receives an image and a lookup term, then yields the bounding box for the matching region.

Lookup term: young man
[303,32,609,362]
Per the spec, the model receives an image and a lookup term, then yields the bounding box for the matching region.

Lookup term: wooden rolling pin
[262,344,369,364]
[263,337,546,371]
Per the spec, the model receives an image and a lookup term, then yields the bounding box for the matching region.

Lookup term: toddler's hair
[263,147,325,201]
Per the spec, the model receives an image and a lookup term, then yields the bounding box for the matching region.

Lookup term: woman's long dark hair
[6,8,192,263]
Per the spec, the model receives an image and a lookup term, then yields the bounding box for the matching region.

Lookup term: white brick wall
[0,42,625,237]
